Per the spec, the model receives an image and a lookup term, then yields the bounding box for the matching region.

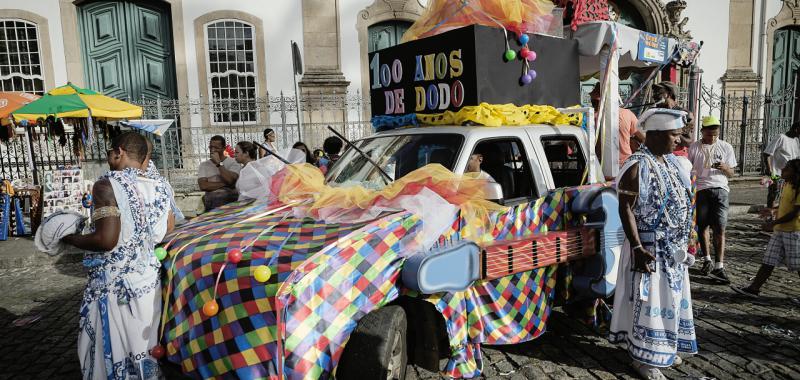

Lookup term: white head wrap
[638,108,687,132]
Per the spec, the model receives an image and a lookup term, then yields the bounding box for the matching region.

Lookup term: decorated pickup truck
[157,10,628,380]
[157,115,624,379]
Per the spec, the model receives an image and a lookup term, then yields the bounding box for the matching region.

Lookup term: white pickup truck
[160,123,621,380]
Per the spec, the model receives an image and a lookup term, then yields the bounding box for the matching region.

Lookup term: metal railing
[0,91,374,192]
[700,84,796,175]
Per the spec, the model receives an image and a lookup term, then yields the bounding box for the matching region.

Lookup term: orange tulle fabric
[269,163,508,239]
[402,0,557,43]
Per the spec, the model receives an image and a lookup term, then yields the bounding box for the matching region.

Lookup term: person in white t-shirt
[764,122,800,207]
[688,116,737,284]
[197,135,242,212]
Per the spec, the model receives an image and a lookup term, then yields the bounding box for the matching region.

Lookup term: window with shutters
[0,19,45,95]
[205,20,258,124]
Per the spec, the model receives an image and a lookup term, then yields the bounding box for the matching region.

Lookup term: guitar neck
[479,228,596,281]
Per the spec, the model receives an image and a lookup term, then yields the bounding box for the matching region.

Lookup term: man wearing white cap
[610,108,697,380]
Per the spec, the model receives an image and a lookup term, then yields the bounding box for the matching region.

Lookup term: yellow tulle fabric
[415,103,584,127]
[401,0,557,43]
[272,163,508,240]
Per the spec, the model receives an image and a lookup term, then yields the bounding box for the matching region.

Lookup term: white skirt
[78,272,163,380]
[608,242,698,367]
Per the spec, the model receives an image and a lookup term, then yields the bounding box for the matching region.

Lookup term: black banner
[369,25,581,117]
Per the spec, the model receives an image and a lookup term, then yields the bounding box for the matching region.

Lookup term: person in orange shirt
[590,84,646,166]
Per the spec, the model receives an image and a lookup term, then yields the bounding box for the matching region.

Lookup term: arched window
[205,20,258,124]
[368,20,412,53]
[0,19,45,94]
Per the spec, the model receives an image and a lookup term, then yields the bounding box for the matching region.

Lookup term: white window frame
[0,18,45,95]
[203,19,259,126]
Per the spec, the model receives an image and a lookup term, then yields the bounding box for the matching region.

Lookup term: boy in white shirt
[764,122,800,207]
[688,116,737,284]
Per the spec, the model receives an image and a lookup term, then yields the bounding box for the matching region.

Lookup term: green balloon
[504,49,517,61]
[154,247,167,261]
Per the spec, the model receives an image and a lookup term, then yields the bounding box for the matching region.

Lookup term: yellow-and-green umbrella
[12,82,142,120]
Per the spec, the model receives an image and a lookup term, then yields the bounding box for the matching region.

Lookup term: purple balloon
[528,70,537,80]
[521,74,532,85]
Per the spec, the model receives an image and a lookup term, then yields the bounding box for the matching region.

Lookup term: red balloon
[520,48,530,58]
[227,249,243,264]
[150,345,165,359]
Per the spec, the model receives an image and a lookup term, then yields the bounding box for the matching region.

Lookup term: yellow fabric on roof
[416,103,584,127]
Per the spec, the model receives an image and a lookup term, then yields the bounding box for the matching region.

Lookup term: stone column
[298,0,350,141]
[721,0,760,95]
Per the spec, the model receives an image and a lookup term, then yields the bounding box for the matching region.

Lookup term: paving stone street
[1,212,799,379]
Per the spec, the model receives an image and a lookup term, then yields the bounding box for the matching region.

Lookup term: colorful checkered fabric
[161,185,600,379]
[278,212,423,378]
[421,188,576,378]
[160,202,370,378]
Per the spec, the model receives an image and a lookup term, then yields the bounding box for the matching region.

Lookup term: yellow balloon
[254,265,271,282]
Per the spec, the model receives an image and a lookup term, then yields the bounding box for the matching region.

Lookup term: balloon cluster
[201,248,272,318]
[504,33,538,85]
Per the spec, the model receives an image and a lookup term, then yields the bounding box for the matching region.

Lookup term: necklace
[639,148,688,228]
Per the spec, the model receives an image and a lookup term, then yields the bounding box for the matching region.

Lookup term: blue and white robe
[609,147,698,367]
[78,168,171,380]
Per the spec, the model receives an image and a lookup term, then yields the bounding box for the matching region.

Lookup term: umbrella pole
[25,126,38,186]
[160,134,168,182]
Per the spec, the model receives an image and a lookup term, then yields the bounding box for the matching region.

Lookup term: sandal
[631,360,666,380]
[731,286,759,299]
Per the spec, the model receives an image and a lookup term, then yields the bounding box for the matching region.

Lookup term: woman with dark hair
[258,128,277,158]
[235,141,258,201]
[235,141,257,165]
[734,158,800,299]
[292,141,315,164]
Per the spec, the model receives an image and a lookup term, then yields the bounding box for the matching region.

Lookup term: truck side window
[541,136,586,188]
[472,139,535,200]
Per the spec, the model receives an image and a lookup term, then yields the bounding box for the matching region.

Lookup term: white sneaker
[631,361,667,380]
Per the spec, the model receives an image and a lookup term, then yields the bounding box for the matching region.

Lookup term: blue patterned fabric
[609,147,698,367]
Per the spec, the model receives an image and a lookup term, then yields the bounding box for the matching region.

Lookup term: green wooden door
[78,1,177,101]
[771,27,800,120]
[368,21,411,53]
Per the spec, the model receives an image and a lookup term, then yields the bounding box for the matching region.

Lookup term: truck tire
[336,305,408,380]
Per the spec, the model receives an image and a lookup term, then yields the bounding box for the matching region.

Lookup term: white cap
[638,108,687,132]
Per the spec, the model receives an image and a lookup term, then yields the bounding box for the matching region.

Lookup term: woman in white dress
[610,109,697,380]
[61,132,173,379]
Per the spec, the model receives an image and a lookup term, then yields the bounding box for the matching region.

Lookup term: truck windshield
[326,133,464,188]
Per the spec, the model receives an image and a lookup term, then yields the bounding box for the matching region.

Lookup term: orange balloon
[203,300,219,317]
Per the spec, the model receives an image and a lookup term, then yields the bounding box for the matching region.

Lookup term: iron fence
[700,84,795,175]
[0,91,373,192]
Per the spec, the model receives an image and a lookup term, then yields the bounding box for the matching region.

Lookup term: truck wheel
[337,305,408,380]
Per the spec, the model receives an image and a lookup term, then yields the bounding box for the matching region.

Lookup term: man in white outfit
[62,132,174,379]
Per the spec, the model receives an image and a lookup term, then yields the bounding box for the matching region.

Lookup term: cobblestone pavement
[2,214,799,379]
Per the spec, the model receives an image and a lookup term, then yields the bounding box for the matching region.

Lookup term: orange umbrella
[0,92,40,125]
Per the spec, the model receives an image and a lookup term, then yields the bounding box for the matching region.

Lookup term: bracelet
[91,206,120,223]
[631,244,643,251]
[618,189,639,196]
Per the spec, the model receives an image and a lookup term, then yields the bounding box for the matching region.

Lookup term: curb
[728,205,755,217]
